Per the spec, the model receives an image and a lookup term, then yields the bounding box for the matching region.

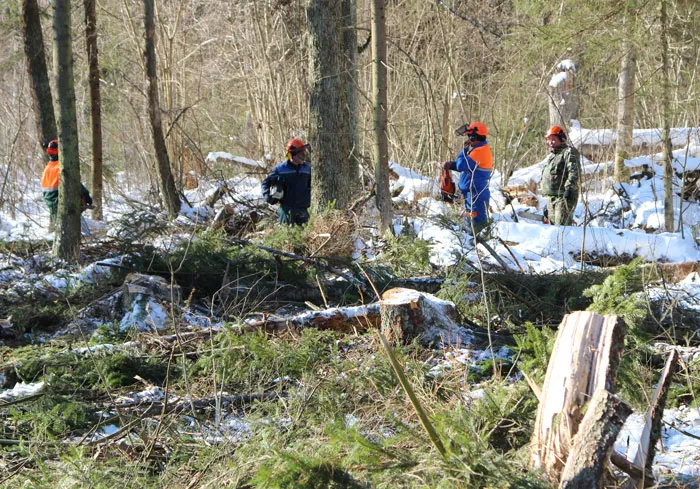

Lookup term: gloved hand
[443,161,453,171]
[563,188,572,200]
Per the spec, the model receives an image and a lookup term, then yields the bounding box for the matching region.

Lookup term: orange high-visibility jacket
[41,160,60,193]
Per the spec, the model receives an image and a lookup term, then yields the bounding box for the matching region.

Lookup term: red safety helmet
[545,125,567,141]
[46,139,59,157]
[286,138,310,157]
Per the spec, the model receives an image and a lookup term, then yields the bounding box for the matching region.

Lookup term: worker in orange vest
[40,140,93,231]
[443,122,493,235]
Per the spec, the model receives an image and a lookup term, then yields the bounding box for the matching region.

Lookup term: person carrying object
[442,121,493,236]
[539,125,581,226]
[40,139,93,232]
[261,138,312,226]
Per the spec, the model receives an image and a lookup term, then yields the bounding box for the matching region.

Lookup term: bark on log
[379,288,468,346]
[630,348,678,488]
[558,389,632,489]
[531,311,626,481]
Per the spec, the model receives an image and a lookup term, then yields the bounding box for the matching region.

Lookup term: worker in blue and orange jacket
[40,140,92,231]
[443,121,493,235]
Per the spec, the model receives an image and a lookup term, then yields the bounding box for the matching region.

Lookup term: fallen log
[531,311,626,481]
[558,389,632,489]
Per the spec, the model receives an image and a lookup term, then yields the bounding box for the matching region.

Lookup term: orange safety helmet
[46,139,59,157]
[545,125,567,141]
[466,122,488,137]
[456,121,488,138]
[286,138,310,157]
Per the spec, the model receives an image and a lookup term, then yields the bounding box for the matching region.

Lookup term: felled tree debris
[625,349,678,489]
[530,311,626,482]
[558,388,632,489]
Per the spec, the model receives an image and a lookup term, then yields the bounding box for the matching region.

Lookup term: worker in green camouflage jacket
[540,125,582,226]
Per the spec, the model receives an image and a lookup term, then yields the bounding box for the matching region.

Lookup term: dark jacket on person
[540,146,582,197]
[262,159,311,210]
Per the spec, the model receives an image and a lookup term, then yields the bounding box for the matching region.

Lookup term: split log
[629,348,678,488]
[380,288,470,347]
[531,311,626,481]
[558,389,632,489]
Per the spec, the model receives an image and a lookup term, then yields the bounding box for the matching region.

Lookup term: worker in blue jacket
[443,122,493,235]
[262,138,312,225]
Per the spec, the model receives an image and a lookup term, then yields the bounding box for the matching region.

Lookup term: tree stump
[379,288,469,346]
[530,311,626,481]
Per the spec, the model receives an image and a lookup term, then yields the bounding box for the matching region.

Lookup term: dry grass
[306,209,357,260]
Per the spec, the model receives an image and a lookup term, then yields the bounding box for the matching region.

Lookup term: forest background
[0,0,697,212]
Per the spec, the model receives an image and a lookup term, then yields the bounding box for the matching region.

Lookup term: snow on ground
[1,123,700,476]
[617,406,700,478]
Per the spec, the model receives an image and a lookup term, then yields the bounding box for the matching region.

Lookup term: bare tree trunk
[341,0,360,198]
[21,0,57,158]
[144,0,180,219]
[308,0,359,211]
[371,0,392,235]
[660,0,674,232]
[614,41,635,184]
[53,0,82,261]
[85,0,103,220]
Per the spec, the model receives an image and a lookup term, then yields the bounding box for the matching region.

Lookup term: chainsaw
[440,168,456,203]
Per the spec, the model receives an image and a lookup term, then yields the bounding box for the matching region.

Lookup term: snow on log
[558,389,632,489]
[254,303,381,333]
[530,311,626,481]
[379,288,472,347]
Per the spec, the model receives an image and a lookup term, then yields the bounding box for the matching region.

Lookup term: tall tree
[84,0,103,220]
[53,0,82,261]
[614,39,636,184]
[371,0,392,235]
[21,0,56,157]
[660,0,674,232]
[144,0,180,219]
[307,0,360,211]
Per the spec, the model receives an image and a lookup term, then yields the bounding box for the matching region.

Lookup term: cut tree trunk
[558,388,632,489]
[530,311,626,481]
[379,288,468,347]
